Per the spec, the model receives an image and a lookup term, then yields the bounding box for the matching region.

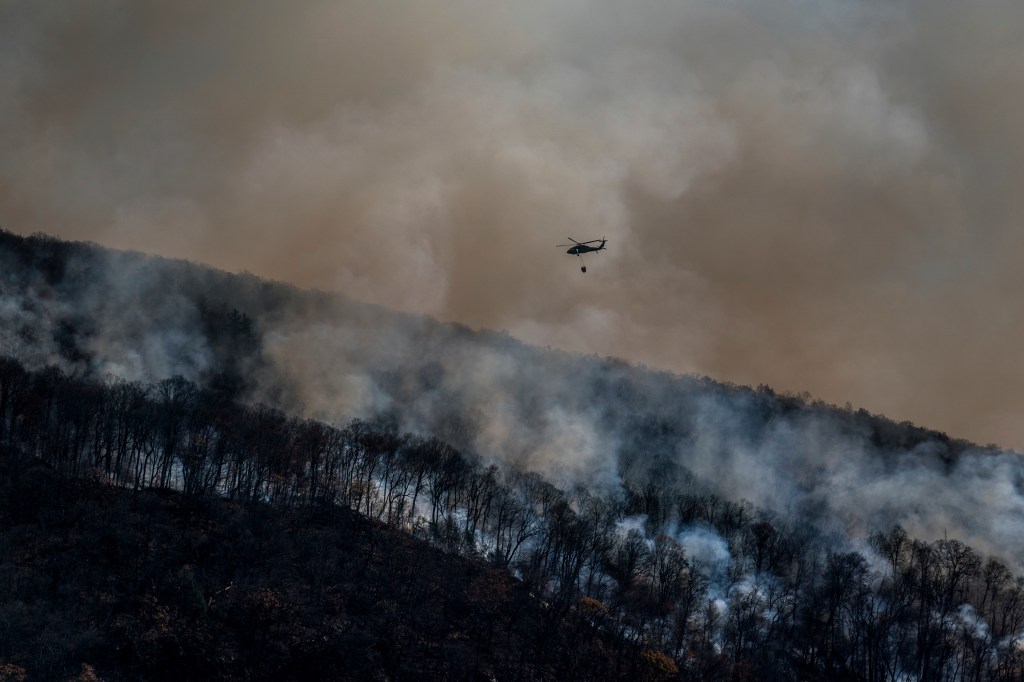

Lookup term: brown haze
[2,0,1024,448]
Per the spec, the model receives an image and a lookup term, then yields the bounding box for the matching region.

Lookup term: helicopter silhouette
[556,237,607,273]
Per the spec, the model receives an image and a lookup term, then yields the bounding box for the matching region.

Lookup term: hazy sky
[3,0,1024,448]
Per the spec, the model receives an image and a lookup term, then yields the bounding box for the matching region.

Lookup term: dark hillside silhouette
[0,446,651,680]
[0,358,1023,680]
[2,231,1024,679]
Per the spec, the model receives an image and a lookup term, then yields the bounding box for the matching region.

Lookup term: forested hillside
[0,432,652,680]
[3,230,1024,680]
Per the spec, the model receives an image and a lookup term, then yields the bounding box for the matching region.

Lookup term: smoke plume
[4,0,1024,448]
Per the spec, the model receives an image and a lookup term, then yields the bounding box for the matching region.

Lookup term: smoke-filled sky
[3,0,1024,448]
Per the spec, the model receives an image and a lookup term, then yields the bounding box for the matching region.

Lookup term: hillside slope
[3,231,1024,680]
[0,445,655,681]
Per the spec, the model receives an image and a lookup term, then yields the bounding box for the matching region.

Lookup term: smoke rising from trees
[3,232,1024,581]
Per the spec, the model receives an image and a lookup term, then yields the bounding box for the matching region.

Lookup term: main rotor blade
[568,237,581,244]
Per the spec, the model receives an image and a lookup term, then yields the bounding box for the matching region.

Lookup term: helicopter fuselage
[566,243,605,255]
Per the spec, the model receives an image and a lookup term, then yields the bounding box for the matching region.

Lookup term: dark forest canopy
[0,432,653,681]
[1,357,1024,680]
[3,230,1024,679]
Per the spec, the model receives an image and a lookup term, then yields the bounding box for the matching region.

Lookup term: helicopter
[556,237,607,273]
